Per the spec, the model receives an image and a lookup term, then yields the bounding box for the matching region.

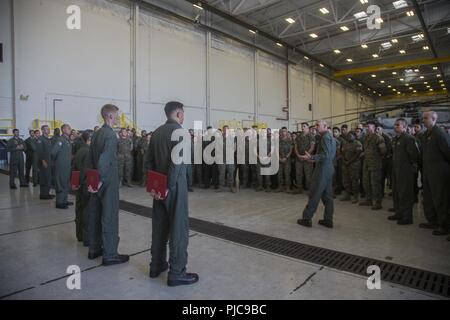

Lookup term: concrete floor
[1,174,449,300]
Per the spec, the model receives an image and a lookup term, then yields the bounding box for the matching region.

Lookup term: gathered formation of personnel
[5,106,450,274]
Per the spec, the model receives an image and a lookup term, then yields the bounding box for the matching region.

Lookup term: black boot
[167,273,199,287]
[102,254,129,266]
[149,262,169,278]
[318,219,333,228]
[297,218,312,228]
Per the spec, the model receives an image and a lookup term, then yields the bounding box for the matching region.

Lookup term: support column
[11,0,16,128]
[254,50,259,124]
[130,1,139,128]
[330,81,334,127]
[205,11,211,127]
[311,66,316,122]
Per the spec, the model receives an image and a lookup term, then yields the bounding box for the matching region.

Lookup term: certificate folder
[71,171,80,188]
[147,170,168,200]
[86,169,100,191]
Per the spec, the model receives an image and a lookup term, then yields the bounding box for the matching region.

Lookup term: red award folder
[86,169,100,191]
[71,171,80,189]
[147,170,168,199]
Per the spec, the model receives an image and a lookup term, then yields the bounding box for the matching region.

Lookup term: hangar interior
[0,0,449,300]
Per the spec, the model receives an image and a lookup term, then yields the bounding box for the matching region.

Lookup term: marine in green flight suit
[87,104,129,266]
[388,118,419,225]
[73,130,93,245]
[7,129,28,189]
[36,125,54,199]
[51,124,73,209]
[297,120,336,229]
[420,111,450,237]
[146,101,198,287]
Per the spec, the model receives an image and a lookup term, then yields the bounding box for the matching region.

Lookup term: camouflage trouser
[118,154,133,184]
[342,161,360,196]
[363,162,382,203]
[218,164,235,187]
[277,161,291,187]
[295,160,313,190]
[257,163,271,188]
[250,164,258,188]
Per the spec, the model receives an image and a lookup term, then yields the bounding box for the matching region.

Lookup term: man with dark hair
[7,129,28,189]
[376,124,392,197]
[146,101,198,287]
[73,130,93,245]
[277,127,293,193]
[294,123,315,193]
[388,118,419,225]
[341,124,348,138]
[118,128,133,187]
[360,121,386,210]
[51,124,73,209]
[88,104,129,265]
[24,130,35,184]
[36,125,54,199]
[420,111,450,238]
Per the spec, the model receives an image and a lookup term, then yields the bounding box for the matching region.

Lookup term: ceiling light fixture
[361,44,368,48]
[310,33,318,38]
[334,49,341,54]
[340,26,349,31]
[285,17,295,24]
[319,8,329,14]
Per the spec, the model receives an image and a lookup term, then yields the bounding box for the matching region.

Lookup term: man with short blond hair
[88,104,129,265]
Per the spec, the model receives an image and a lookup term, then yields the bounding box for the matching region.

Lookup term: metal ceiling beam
[411,0,449,90]
[334,55,450,77]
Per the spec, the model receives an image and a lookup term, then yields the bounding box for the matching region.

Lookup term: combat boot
[256,186,264,192]
[230,186,237,193]
[351,196,358,204]
[274,186,283,193]
[340,193,351,201]
[371,201,382,210]
[293,188,303,194]
[265,187,272,192]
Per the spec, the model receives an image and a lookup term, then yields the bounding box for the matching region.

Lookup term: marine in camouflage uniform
[294,124,315,193]
[256,131,272,192]
[141,133,151,186]
[359,123,386,210]
[217,127,236,193]
[276,127,292,192]
[117,129,134,187]
[340,132,363,203]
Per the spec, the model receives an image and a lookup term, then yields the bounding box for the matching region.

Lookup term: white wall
[0,0,14,122]
[2,0,376,135]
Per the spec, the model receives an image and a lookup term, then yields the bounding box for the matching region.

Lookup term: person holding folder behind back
[146,101,198,287]
[87,104,129,266]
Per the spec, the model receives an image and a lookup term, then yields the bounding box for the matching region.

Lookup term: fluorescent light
[409,87,413,90]
[388,85,392,88]
[371,74,376,78]
[358,83,362,86]
[399,49,406,54]
[392,71,397,75]
[346,58,353,62]
[376,18,383,24]
[319,8,329,14]
[372,54,379,58]
[276,43,283,47]
[400,78,404,81]
[429,88,433,91]
[391,38,398,43]
[249,29,257,34]
[433,66,438,70]
[397,92,401,94]
[424,82,428,84]
[412,34,424,42]
[286,17,295,24]
[354,11,367,19]
[361,44,368,48]
[393,0,408,9]
[319,63,324,67]
[340,26,349,31]
[380,80,385,83]
[406,10,414,16]
[393,88,396,91]
[193,3,203,10]
[360,0,368,4]
[439,80,444,83]
[414,69,419,72]
[334,49,341,54]
[426,85,430,88]
[413,90,417,93]
[379,94,382,96]
[310,33,318,38]
[441,84,445,87]
[405,84,409,86]
[423,46,429,50]
[348,78,352,81]
[381,42,392,49]
[437,74,441,77]
[420,75,424,79]
[304,56,309,60]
